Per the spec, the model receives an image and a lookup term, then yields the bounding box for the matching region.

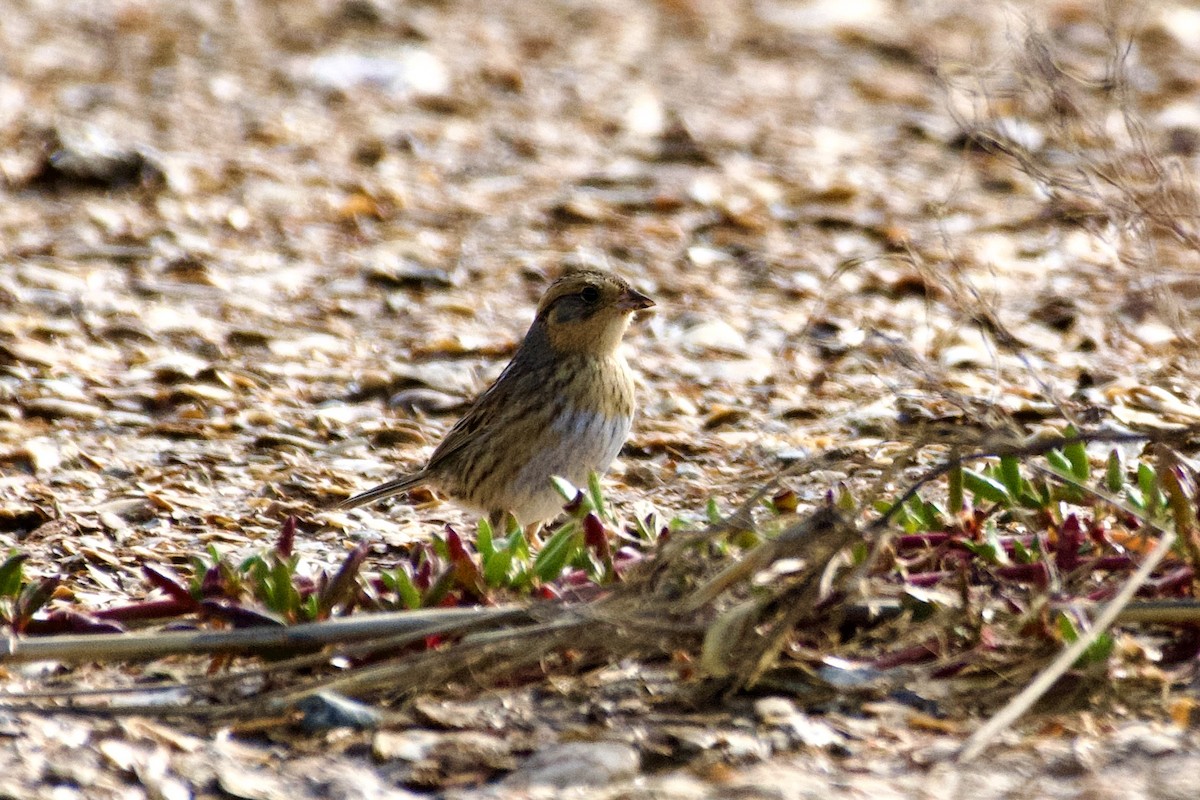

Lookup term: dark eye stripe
[554,297,596,323]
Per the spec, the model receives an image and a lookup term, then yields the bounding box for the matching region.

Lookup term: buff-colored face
[536,270,654,355]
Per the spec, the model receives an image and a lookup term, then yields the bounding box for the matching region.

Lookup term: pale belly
[509,406,631,524]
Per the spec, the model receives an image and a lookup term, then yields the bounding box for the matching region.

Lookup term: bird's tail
[336,472,427,510]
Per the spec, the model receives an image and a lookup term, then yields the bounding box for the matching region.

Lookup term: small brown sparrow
[338,269,654,528]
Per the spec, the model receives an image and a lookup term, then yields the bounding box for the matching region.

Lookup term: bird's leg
[488,509,540,543]
[486,509,535,544]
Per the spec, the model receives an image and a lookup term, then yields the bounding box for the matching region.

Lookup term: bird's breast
[509,401,632,508]
[485,353,637,524]
[549,404,632,466]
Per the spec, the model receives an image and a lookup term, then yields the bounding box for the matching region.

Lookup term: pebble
[1114,724,1181,758]
[295,692,382,732]
[296,49,450,99]
[754,697,846,750]
[372,730,442,762]
[502,742,639,789]
[678,319,748,356]
[21,397,103,420]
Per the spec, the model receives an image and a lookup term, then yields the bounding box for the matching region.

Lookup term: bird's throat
[540,313,631,357]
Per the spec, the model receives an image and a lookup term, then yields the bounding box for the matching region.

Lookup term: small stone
[367,260,454,290]
[372,729,442,762]
[1115,723,1181,757]
[754,697,846,750]
[22,397,103,421]
[295,692,382,732]
[296,49,450,99]
[776,447,812,463]
[909,739,961,765]
[645,393,698,417]
[389,387,464,415]
[755,696,800,726]
[678,319,748,356]
[0,437,62,473]
[26,127,162,189]
[503,742,639,789]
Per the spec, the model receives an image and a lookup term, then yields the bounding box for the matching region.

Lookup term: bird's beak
[618,287,655,312]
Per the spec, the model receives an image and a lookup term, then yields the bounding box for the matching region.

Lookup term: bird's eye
[580,286,601,304]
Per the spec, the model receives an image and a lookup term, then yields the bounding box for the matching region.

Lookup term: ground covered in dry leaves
[6,0,1200,797]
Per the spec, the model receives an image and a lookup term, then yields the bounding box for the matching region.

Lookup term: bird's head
[532,269,654,356]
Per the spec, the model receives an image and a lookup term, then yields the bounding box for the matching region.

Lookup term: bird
[337,268,655,531]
